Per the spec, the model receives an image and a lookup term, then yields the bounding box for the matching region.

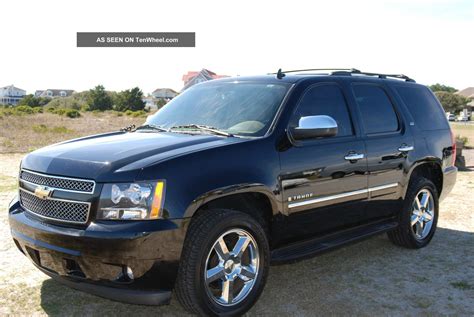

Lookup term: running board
[271,220,398,264]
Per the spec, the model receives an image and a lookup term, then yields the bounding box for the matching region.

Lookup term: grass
[450,281,473,290]
[0,111,149,153]
[0,175,17,192]
[450,122,474,147]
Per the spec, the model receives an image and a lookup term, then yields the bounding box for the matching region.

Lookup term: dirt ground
[0,153,473,316]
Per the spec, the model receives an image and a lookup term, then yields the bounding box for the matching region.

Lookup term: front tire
[388,177,439,248]
[175,209,270,316]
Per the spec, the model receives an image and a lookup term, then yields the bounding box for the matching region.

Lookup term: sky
[1,0,473,94]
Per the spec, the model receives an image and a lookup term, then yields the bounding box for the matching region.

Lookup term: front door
[278,82,368,243]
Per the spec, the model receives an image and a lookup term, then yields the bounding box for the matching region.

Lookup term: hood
[21,131,244,181]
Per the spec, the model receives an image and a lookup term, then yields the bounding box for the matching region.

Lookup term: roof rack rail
[272,68,415,82]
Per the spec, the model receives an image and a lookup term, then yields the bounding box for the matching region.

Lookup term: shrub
[124,110,146,117]
[54,108,66,115]
[456,135,469,146]
[15,106,35,114]
[65,109,80,118]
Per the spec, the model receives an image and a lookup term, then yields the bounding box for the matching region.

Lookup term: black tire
[175,209,270,316]
[388,177,439,248]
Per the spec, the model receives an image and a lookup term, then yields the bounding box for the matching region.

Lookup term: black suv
[9,69,457,316]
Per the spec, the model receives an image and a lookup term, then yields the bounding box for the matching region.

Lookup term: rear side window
[396,86,449,131]
[291,84,353,137]
[352,84,399,134]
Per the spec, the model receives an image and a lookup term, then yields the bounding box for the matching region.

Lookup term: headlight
[97,181,165,220]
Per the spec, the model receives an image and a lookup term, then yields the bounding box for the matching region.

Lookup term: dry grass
[0,112,147,153]
[0,153,473,316]
[451,122,474,147]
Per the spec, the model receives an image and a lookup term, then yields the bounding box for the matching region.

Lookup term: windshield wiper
[169,124,234,137]
[135,124,169,132]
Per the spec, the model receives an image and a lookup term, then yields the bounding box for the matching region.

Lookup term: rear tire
[388,177,439,249]
[175,209,270,316]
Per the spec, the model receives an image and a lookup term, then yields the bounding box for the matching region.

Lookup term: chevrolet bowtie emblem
[34,186,54,200]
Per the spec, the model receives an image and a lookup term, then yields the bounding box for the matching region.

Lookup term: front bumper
[8,197,189,305]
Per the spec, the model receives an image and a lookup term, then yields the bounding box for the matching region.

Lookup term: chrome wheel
[204,229,259,307]
[410,189,435,240]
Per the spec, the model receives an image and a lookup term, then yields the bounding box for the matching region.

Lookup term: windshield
[146,81,290,137]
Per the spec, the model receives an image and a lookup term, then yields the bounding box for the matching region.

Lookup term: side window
[396,86,449,131]
[291,84,354,137]
[352,84,399,134]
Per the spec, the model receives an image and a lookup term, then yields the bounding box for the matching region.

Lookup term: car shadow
[40,227,474,316]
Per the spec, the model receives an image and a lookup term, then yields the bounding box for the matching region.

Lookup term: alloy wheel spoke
[423,211,433,222]
[232,236,251,258]
[239,266,256,281]
[221,279,234,304]
[415,220,424,236]
[206,265,225,284]
[420,192,430,209]
[214,237,230,261]
[422,219,433,237]
[411,214,419,226]
[414,197,422,211]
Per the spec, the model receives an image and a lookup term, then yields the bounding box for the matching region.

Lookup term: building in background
[143,88,179,111]
[457,87,474,113]
[35,89,75,98]
[152,88,178,100]
[182,69,228,91]
[0,85,26,105]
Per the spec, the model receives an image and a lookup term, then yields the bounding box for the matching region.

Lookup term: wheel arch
[404,159,443,198]
[183,184,279,227]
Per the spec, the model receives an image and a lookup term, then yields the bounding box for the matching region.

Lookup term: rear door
[349,82,414,221]
[279,82,368,242]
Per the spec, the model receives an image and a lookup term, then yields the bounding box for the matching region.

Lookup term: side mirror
[291,115,338,140]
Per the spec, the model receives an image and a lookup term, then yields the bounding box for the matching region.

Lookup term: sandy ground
[0,153,473,316]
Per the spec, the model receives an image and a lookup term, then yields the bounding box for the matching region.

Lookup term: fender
[183,183,281,218]
[401,157,443,198]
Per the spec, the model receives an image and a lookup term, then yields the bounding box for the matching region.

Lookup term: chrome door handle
[398,145,414,152]
[344,153,365,161]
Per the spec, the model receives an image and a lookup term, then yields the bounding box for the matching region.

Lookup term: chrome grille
[20,170,95,193]
[19,189,90,224]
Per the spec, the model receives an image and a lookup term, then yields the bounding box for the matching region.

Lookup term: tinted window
[291,84,353,137]
[353,84,399,134]
[396,86,449,131]
[147,82,289,137]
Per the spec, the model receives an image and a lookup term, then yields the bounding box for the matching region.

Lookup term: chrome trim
[20,169,96,194]
[288,183,399,209]
[344,153,365,161]
[368,183,399,193]
[19,187,91,224]
[398,145,414,152]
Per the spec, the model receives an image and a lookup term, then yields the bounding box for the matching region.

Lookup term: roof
[151,88,178,98]
[38,89,75,97]
[0,85,26,92]
[185,73,422,95]
[457,87,474,99]
[182,69,229,91]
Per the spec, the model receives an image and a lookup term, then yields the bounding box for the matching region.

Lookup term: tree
[114,87,145,111]
[87,85,113,111]
[429,83,457,93]
[434,91,470,113]
[18,94,51,107]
